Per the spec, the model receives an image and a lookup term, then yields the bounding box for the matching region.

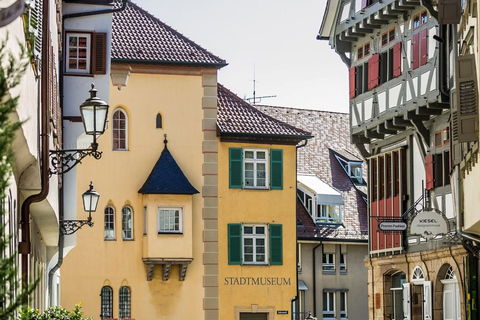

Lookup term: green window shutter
[228,224,242,265]
[229,148,243,189]
[269,224,283,265]
[270,149,283,190]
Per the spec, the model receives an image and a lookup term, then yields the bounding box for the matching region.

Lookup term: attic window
[335,155,365,185]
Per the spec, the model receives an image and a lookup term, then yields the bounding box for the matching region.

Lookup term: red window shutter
[425,154,434,190]
[92,33,107,75]
[412,33,419,70]
[393,42,402,78]
[349,67,356,99]
[368,54,380,90]
[420,29,428,66]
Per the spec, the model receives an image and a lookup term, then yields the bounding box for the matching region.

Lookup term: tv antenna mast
[244,65,276,105]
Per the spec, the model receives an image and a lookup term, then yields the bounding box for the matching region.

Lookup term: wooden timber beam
[385,119,406,131]
[410,119,430,145]
[365,128,384,139]
[392,116,411,127]
[416,106,443,116]
[405,110,430,121]
[355,143,371,158]
[378,123,398,135]
[352,134,371,144]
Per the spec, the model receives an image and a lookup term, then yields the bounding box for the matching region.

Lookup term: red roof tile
[111,1,226,67]
[217,84,312,140]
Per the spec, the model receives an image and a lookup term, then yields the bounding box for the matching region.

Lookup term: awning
[298,280,308,291]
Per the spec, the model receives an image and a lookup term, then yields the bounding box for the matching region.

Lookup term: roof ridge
[256,104,349,115]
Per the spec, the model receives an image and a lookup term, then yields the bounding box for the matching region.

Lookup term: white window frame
[340,253,347,273]
[242,224,268,265]
[340,291,348,319]
[322,253,335,272]
[66,32,91,74]
[317,204,342,223]
[349,162,363,183]
[243,149,269,189]
[323,291,336,319]
[104,206,115,240]
[157,207,183,233]
[112,108,128,151]
[122,206,133,240]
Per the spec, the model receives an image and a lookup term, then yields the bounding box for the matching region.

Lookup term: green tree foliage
[18,304,93,320]
[0,36,36,320]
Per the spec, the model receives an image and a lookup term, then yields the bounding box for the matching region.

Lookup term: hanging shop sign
[409,209,448,240]
[378,221,407,231]
[0,0,25,28]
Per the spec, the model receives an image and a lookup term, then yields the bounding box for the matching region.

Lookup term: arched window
[156,113,162,128]
[122,206,133,240]
[104,206,115,240]
[119,286,131,319]
[100,286,113,320]
[412,266,425,282]
[113,108,128,150]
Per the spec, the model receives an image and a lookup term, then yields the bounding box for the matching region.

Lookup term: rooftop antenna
[244,64,276,105]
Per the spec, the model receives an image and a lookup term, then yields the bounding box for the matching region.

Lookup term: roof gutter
[111,58,228,69]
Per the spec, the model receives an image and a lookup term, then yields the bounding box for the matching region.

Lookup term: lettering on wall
[224,277,291,286]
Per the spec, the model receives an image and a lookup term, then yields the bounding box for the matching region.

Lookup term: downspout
[19,0,50,290]
[312,243,322,317]
[47,0,129,304]
[292,139,309,320]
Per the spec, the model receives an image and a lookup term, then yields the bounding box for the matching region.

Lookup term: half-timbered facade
[319,0,473,319]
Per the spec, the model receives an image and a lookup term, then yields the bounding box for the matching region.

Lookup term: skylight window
[334,154,365,186]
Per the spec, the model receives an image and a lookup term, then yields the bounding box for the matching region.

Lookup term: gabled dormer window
[335,155,365,185]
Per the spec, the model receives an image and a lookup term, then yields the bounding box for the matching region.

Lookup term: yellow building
[61,2,226,319]
[216,85,312,320]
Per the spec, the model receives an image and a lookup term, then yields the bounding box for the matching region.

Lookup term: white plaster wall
[412,136,425,203]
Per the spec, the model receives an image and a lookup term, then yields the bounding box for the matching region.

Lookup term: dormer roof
[138,141,199,195]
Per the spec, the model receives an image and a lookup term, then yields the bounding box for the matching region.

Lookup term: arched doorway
[384,270,407,320]
[441,266,461,320]
[410,266,432,320]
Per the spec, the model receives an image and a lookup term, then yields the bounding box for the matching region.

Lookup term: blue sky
[133,0,349,113]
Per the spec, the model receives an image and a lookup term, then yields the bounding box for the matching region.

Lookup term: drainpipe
[312,243,322,317]
[47,0,129,305]
[19,0,51,290]
[294,139,309,320]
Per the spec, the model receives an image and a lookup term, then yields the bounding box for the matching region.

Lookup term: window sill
[122,238,134,241]
[104,238,116,241]
[340,270,347,275]
[242,263,269,266]
[243,187,269,190]
[63,72,94,77]
[322,270,336,274]
[157,232,183,235]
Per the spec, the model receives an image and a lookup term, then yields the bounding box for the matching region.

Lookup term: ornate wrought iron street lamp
[49,83,109,175]
[60,182,99,235]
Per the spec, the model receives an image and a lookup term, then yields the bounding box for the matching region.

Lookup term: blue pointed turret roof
[138,138,199,195]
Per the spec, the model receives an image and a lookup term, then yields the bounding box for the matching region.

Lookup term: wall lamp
[60,182,99,235]
[49,83,109,175]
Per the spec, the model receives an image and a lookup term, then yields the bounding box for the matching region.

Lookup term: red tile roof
[111,1,226,67]
[217,85,312,141]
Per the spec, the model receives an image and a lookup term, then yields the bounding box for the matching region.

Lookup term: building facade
[259,106,369,320]
[217,87,311,320]
[60,1,227,319]
[319,0,475,319]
